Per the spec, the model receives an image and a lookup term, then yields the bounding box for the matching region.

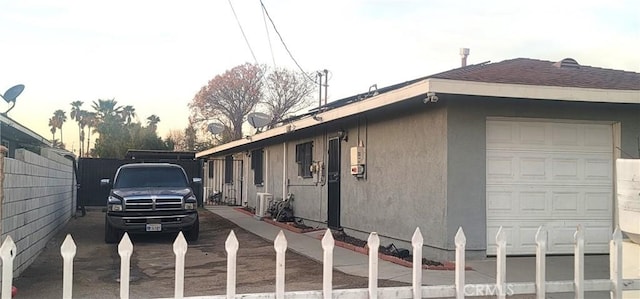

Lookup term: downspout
[265,149,269,194]
[282,142,287,198]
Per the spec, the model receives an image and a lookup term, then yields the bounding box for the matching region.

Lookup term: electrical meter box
[350,146,366,176]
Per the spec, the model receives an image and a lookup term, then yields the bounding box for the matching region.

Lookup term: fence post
[455,227,466,299]
[610,227,622,299]
[321,229,334,299]
[225,230,239,299]
[118,233,133,299]
[496,227,506,299]
[0,236,16,299]
[173,232,188,299]
[535,226,546,299]
[274,230,287,299]
[0,147,6,247]
[412,228,423,299]
[574,225,584,299]
[60,234,77,299]
[368,232,380,299]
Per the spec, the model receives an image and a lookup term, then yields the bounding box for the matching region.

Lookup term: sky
[1,0,639,154]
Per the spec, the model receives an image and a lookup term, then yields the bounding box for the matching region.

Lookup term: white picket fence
[1,225,639,299]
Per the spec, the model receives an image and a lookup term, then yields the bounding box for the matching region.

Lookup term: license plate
[146,224,162,232]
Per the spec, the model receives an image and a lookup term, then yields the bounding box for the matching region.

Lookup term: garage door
[486,119,613,255]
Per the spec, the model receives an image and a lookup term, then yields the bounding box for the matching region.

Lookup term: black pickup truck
[101,163,200,243]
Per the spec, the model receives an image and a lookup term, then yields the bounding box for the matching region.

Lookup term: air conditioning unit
[255,193,273,218]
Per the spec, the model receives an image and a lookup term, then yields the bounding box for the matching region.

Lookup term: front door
[327,138,341,228]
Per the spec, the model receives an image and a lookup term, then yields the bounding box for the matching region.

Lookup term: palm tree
[53,109,67,147]
[121,105,136,125]
[146,114,160,131]
[48,117,57,141]
[84,112,98,156]
[92,98,122,121]
[70,101,86,156]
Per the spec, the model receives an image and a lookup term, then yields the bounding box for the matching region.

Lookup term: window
[251,149,264,185]
[295,142,313,178]
[208,161,214,178]
[224,155,233,184]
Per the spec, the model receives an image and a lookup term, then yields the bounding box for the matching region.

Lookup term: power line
[260,0,315,83]
[261,5,276,67]
[228,0,258,64]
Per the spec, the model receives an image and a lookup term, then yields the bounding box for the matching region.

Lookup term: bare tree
[263,68,315,127]
[190,64,316,144]
[189,63,265,142]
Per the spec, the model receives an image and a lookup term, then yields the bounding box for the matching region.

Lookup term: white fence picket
[534,226,546,299]
[225,230,239,299]
[454,227,465,299]
[367,232,380,299]
[118,233,134,299]
[274,230,287,299]
[0,236,16,299]
[321,229,334,299]
[3,223,640,299]
[610,227,622,299]
[60,234,76,299]
[173,232,188,299]
[411,228,423,299]
[574,225,584,299]
[495,227,506,299]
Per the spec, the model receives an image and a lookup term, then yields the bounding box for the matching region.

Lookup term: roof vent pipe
[460,48,470,67]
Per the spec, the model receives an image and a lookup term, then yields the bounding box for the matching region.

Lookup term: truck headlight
[108,204,123,212]
[107,196,123,211]
[184,203,195,210]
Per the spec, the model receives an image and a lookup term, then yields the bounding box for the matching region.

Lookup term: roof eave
[196,78,640,158]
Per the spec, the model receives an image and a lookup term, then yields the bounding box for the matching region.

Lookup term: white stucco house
[197,57,640,260]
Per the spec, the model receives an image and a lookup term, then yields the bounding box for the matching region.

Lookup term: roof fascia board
[428,78,640,104]
[196,79,430,158]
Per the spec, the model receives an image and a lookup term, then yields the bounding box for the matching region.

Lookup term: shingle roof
[430,58,640,90]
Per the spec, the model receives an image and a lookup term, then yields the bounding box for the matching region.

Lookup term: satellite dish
[2,84,25,103]
[247,112,271,129]
[207,123,225,134]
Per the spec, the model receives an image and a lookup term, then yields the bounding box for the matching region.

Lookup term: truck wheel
[104,217,121,244]
[184,217,199,242]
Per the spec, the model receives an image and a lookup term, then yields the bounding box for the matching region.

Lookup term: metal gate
[78,158,204,207]
[203,158,243,205]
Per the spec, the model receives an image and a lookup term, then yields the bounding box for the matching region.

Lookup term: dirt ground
[13,208,407,298]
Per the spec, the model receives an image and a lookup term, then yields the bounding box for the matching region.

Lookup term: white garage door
[486,119,613,255]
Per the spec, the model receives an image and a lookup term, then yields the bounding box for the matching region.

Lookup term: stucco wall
[242,104,451,260]
[339,106,448,257]
[445,96,640,257]
[1,148,76,276]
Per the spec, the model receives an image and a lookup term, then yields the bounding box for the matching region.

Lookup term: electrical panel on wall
[350,146,366,177]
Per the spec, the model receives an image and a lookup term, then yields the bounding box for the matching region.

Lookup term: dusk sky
[1,0,638,154]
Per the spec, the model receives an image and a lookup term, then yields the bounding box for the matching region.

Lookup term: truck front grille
[124,196,183,211]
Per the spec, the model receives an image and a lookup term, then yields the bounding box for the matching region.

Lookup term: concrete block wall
[1,148,76,276]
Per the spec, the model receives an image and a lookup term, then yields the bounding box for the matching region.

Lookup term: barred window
[295,142,313,178]
[251,149,264,185]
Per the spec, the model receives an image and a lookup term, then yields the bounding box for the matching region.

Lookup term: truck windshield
[114,167,189,188]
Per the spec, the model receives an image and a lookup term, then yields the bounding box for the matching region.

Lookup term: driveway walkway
[206,205,640,299]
